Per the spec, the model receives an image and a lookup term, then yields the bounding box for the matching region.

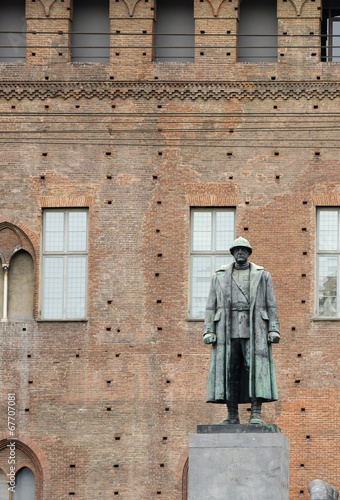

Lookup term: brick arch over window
[0,222,36,266]
[0,439,43,500]
[182,457,189,500]
[0,223,36,321]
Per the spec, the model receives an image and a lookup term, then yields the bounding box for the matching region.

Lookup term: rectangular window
[42,209,88,320]
[72,0,110,62]
[317,208,340,317]
[0,0,26,63]
[190,209,235,318]
[155,0,194,62]
[238,0,277,63]
[321,5,340,62]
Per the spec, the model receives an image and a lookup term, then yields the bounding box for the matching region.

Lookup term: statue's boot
[249,398,263,425]
[220,401,240,425]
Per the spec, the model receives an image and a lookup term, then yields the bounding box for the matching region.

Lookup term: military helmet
[229,236,252,255]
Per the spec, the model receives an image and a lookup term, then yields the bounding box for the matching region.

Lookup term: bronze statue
[203,237,280,424]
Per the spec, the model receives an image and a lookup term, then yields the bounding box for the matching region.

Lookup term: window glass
[42,210,88,320]
[13,467,35,500]
[317,208,340,317]
[0,0,26,63]
[190,209,235,317]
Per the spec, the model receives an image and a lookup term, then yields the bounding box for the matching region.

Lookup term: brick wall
[0,1,338,499]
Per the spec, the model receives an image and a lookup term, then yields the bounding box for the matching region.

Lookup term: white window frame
[316,207,340,318]
[41,209,88,320]
[190,208,235,318]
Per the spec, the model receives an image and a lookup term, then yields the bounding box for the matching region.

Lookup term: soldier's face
[233,247,250,264]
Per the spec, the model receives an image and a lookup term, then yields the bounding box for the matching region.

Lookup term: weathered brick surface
[0,1,338,499]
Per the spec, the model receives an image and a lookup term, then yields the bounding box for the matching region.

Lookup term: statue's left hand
[203,333,216,344]
[268,332,280,344]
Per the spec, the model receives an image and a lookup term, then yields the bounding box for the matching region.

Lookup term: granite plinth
[197,423,281,433]
[188,426,289,500]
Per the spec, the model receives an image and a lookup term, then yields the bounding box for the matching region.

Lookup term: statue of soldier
[203,237,280,424]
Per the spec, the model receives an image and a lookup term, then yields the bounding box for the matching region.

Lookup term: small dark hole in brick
[107,201,112,205]
[153,175,158,179]
[274,152,279,156]
[158,151,162,155]
[143,30,147,34]
[302,274,306,277]
[156,229,160,233]
[143,52,146,56]
[42,153,48,157]
[273,105,277,109]
[200,52,204,56]
[314,105,318,109]
[158,327,162,331]
[297,353,302,357]
[302,228,307,231]
[23,328,26,331]
[45,105,49,109]
[276,176,280,180]
[158,253,162,257]
[283,32,287,35]
[295,380,300,384]
[303,251,307,255]
[244,227,248,231]
[245,201,250,205]
[226,52,230,56]
[246,408,251,412]
[106,327,111,331]
[157,201,162,205]
[158,105,162,109]
[165,408,170,411]
[271,76,276,80]
[11,105,15,109]
[316,76,320,80]
[311,52,316,56]
[300,464,304,469]
[107,407,112,411]
[227,30,231,34]
[155,273,159,277]
[306,435,310,441]
[301,408,305,412]
[25,408,29,412]
[76,354,80,358]
[200,30,205,34]
[112,105,116,108]
[303,201,307,204]
[27,354,31,358]
[292,327,296,331]
[32,53,36,56]
[315,152,320,156]
[70,465,76,468]
[116,354,120,358]
[166,380,170,383]
[59,52,63,56]
[301,300,305,303]
[107,300,112,304]
[107,380,111,384]
[115,53,120,56]
[280,53,284,57]
[157,492,161,495]
[28,380,33,384]
[106,175,112,180]
[75,105,80,109]
[157,300,162,304]
[117,329,120,333]
[160,463,164,467]
[177,354,182,358]
[154,76,159,80]
[106,152,112,156]
[163,437,167,441]
[115,436,121,440]
[229,129,234,133]
[114,464,119,468]
[229,176,233,180]
[227,152,232,156]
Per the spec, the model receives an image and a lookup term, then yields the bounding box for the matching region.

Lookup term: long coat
[204,262,279,404]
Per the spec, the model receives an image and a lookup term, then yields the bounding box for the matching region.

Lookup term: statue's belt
[231,304,250,312]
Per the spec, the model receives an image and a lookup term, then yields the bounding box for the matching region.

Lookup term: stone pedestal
[188,425,289,500]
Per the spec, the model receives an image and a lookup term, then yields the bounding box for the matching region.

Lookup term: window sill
[186,318,204,322]
[312,317,340,322]
[37,319,88,323]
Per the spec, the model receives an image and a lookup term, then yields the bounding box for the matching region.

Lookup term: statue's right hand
[203,333,216,344]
